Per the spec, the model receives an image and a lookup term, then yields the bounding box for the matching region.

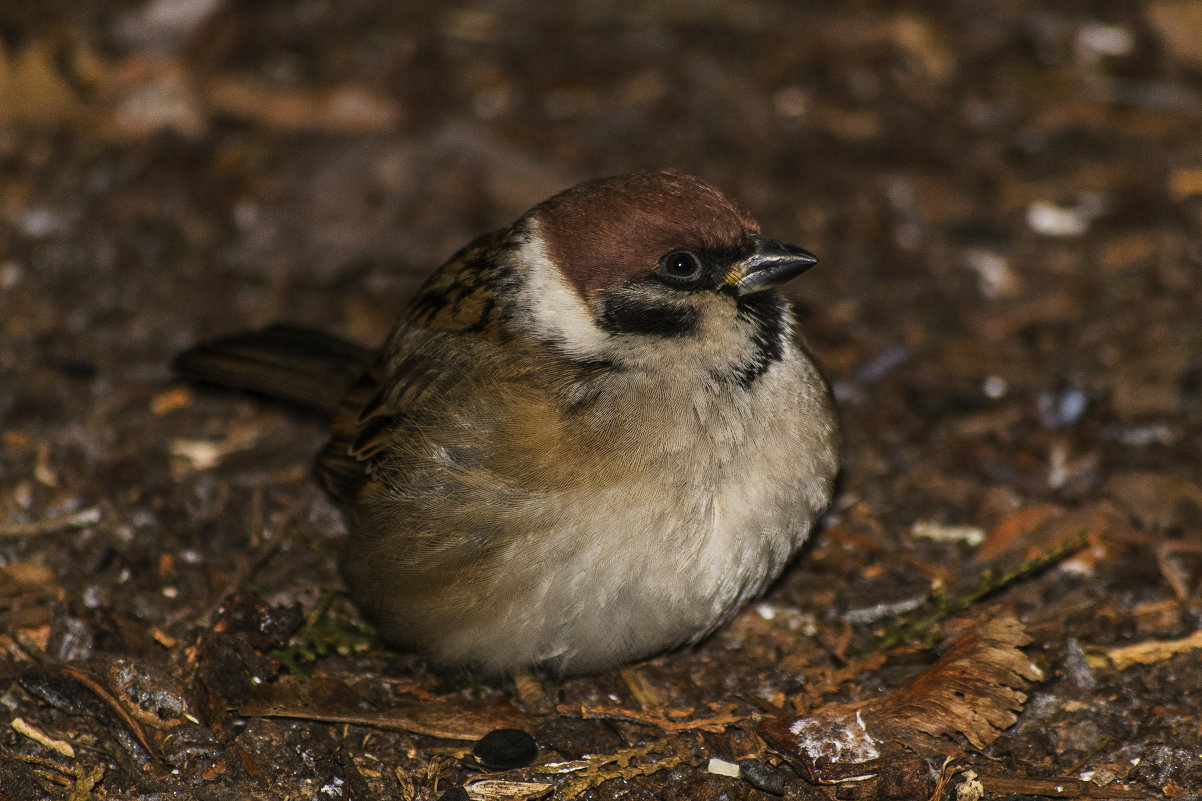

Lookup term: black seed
[472,727,538,770]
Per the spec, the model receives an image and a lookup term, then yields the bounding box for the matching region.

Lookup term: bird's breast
[344,341,838,674]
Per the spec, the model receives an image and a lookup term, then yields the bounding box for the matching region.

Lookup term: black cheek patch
[597,293,700,337]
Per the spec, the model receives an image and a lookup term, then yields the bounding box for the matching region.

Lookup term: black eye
[661,250,701,279]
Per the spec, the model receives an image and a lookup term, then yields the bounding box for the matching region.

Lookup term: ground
[2,1,1201,799]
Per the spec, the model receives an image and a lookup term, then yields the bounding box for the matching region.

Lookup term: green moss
[271,592,378,675]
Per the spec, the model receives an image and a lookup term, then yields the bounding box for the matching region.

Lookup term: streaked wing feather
[316,240,503,500]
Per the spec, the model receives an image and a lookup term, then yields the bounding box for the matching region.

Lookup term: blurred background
[2,1,1201,798]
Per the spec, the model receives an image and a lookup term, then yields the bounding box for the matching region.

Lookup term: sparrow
[174,170,840,675]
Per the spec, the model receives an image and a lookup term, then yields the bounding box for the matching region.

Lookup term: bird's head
[507,170,818,384]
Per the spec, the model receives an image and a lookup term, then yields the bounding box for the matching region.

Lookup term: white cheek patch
[513,223,613,360]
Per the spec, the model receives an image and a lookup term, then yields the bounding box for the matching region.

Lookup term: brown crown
[531,170,760,298]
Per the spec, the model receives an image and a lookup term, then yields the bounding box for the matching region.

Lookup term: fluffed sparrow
[175,169,839,675]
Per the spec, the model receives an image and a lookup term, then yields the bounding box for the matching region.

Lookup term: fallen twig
[1090,629,1202,670]
[11,716,74,758]
[867,530,1089,655]
[0,507,101,539]
[977,772,1148,799]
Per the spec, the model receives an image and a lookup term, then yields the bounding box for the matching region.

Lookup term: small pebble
[472,728,537,771]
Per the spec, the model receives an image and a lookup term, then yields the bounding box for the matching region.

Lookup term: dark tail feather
[172,324,375,415]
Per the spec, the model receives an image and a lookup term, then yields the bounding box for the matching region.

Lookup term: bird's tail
[172,324,374,415]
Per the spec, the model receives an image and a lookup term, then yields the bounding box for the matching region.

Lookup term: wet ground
[2,1,1201,799]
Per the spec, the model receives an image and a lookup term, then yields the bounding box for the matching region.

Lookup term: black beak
[727,235,819,296]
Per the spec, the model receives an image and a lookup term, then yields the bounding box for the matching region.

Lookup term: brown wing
[315,231,510,500]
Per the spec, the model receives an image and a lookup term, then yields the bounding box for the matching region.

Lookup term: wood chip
[706,757,742,778]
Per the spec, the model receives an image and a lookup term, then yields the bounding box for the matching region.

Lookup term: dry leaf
[978,504,1061,560]
[761,615,1041,783]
